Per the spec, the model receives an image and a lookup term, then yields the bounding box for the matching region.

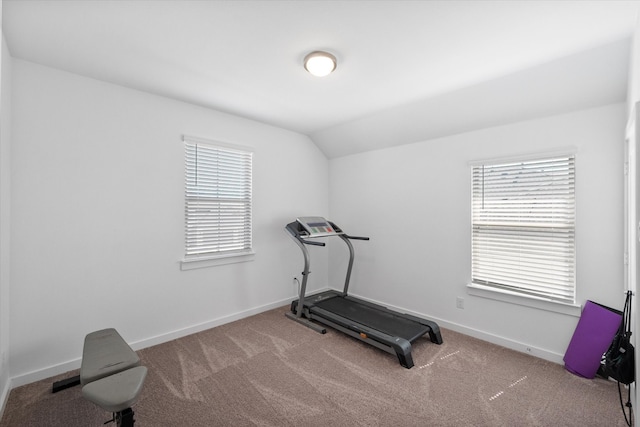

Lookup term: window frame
[181,135,254,270]
[468,150,581,316]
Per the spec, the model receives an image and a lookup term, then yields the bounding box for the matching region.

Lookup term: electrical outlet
[456,297,464,309]
[525,347,532,353]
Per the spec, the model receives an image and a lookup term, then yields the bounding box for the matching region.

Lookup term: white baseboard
[127,297,292,351]
[0,376,10,422]
[347,291,564,365]
[8,297,293,390]
[434,318,564,364]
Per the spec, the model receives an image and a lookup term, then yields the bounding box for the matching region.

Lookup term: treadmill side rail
[285,311,327,334]
[399,312,443,345]
[310,307,415,368]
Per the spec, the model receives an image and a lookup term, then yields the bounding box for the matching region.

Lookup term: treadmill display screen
[297,217,342,237]
[308,222,329,228]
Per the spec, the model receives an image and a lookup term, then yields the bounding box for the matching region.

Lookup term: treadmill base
[289,291,442,369]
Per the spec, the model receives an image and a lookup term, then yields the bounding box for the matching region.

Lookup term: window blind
[471,155,576,304]
[184,137,252,259]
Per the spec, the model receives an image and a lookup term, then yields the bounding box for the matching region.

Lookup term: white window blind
[184,136,252,259]
[471,155,576,304]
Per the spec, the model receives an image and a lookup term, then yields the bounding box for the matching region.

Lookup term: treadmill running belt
[313,296,429,342]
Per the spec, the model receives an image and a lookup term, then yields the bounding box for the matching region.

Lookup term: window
[471,154,576,305]
[183,136,253,264]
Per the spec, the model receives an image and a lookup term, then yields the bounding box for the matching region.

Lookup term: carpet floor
[0,306,632,426]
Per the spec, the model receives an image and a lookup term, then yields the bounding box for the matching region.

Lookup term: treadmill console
[297,217,343,237]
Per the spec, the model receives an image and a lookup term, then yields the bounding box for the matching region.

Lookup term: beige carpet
[0,306,632,426]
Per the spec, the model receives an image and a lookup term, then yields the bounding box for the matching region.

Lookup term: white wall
[1,35,629,406]
[329,103,625,362]
[626,15,640,426]
[8,58,329,384]
[629,17,640,119]
[0,11,13,413]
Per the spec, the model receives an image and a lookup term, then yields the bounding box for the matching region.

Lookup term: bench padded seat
[82,366,147,413]
[80,328,140,386]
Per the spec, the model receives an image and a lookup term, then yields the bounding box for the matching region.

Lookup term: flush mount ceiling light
[304,51,337,77]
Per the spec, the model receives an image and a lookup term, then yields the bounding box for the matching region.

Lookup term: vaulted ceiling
[3,1,638,158]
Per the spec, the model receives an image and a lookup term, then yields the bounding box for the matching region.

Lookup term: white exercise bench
[52,328,147,427]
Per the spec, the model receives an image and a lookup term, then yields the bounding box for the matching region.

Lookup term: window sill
[467,283,582,317]
[180,251,255,271]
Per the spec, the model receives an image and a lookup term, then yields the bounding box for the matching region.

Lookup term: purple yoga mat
[563,300,622,378]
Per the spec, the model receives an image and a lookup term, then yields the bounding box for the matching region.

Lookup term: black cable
[617,381,633,426]
[615,291,634,427]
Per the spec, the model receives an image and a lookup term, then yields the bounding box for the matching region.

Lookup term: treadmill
[285,217,443,368]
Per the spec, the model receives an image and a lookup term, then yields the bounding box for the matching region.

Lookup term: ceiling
[3,1,639,158]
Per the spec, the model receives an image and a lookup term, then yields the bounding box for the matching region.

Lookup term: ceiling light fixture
[304,51,337,77]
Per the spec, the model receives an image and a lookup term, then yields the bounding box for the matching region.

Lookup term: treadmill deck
[312,295,430,343]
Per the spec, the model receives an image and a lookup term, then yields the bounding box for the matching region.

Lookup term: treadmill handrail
[285,218,368,317]
[343,234,369,241]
